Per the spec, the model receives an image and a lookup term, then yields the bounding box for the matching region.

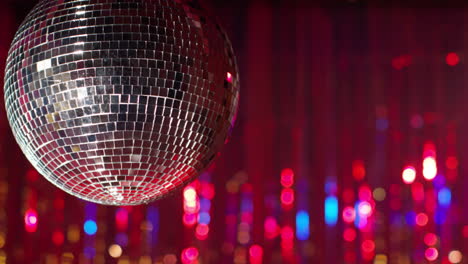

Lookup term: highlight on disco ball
[4,0,239,205]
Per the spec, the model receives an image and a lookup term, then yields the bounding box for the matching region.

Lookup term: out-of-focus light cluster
[196,173,215,241]
[181,247,199,264]
[280,169,295,210]
[238,184,253,245]
[249,244,263,264]
[183,185,199,227]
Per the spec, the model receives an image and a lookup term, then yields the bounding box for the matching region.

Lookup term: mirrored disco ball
[4,0,239,205]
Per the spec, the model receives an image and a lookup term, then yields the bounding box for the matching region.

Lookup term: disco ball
[4,0,239,205]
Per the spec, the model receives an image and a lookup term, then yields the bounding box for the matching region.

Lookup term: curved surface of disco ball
[4,0,239,205]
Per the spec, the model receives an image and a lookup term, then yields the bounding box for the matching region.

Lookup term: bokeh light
[402,166,416,184]
[83,220,97,236]
[108,244,122,258]
[424,233,438,246]
[448,250,462,263]
[423,157,437,181]
[24,209,38,233]
[446,52,460,66]
[425,248,439,261]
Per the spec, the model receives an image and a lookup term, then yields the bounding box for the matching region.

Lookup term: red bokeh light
[24,209,38,233]
[181,247,199,264]
[249,244,263,264]
[116,208,128,231]
[446,52,460,66]
[424,233,438,246]
[416,213,429,227]
[358,186,372,201]
[281,226,294,250]
[281,188,295,207]
[280,168,294,188]
[183,213,198,227]
[361,240,375,253]
[52,231,64,246]
[425,248,439,261]
[352,160,366,181]
[411,182,425,202]
[264,217,279,239]
[343,228,357,242]
[342,206,356,223]
[446,156,458,170]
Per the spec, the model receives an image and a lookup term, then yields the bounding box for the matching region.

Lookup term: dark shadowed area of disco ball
[4,0,239,205]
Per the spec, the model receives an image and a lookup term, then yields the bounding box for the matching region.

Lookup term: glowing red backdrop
[0,0,468,263]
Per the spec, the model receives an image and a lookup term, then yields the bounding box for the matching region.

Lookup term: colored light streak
[83,220,97,236]
[181,247,199,264]
[438,187,451,206]
[342,206,356,223]
[280,168,294,188]
[425,248,439,261]
[402,166,416,184]
[325,196,338,226]
[24,209,38,233]
[296,210,310,240]
[423,157,437,181]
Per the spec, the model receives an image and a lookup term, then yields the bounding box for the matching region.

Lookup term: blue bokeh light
[325,196,338,226]
[296,210,310,240]
[438,187,451,207]
[84,220,97,235]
